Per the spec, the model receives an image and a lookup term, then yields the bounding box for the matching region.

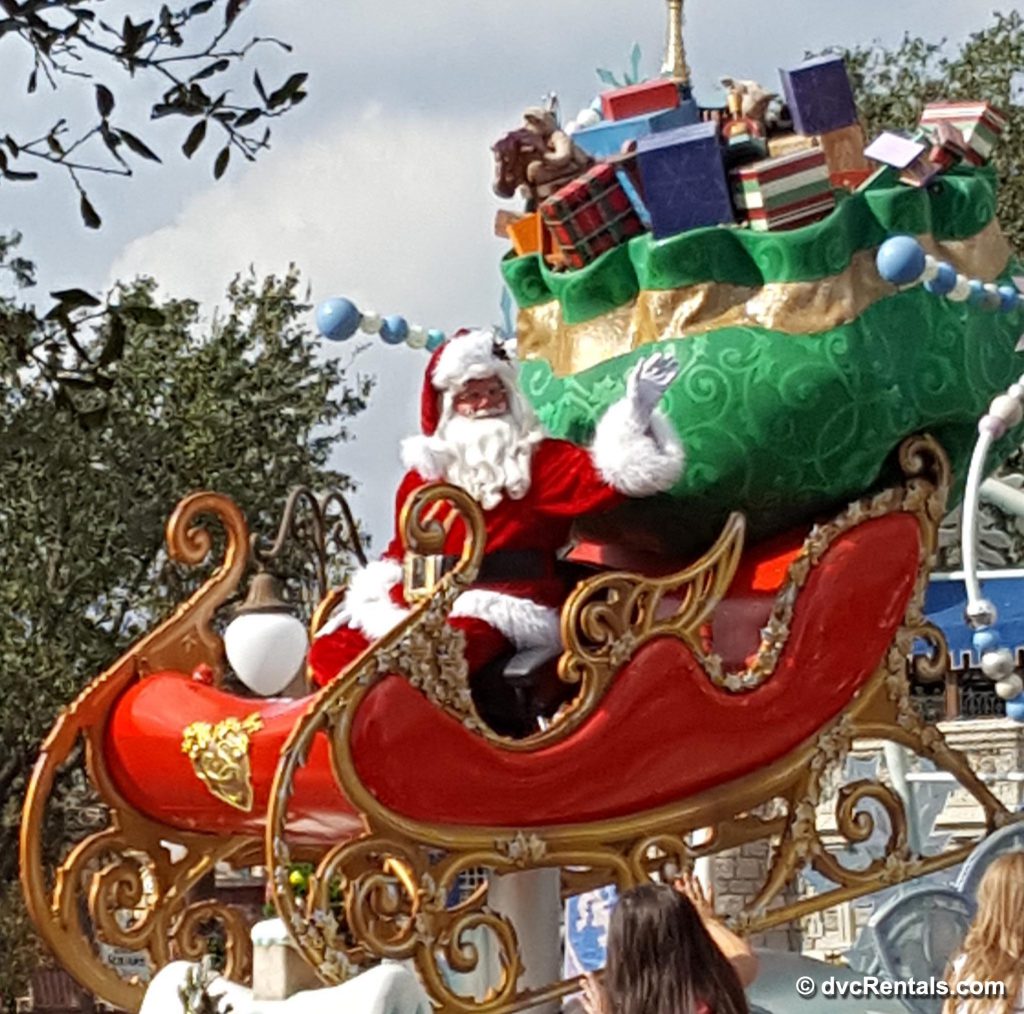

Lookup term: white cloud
[107,104,511,547]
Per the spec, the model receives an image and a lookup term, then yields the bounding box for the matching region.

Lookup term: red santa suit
[308,330,684,687]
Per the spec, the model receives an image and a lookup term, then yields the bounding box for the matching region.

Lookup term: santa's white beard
[435,411,540,510]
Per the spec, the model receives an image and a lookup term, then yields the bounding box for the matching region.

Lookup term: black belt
[442,549,551,583]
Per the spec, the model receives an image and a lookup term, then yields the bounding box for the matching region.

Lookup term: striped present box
[731,148,835,231]
[899,124,971,187]
[919,101,1007,165]
[539,162,646,270]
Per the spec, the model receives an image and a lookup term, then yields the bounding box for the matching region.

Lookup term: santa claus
[308,328,684,691]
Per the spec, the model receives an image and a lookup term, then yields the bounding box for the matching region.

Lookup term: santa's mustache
[436,411,541,509]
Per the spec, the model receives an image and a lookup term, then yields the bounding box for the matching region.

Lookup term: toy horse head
[491,128,545,199]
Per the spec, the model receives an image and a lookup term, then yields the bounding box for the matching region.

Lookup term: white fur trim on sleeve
[400,434,453,480]
[591,401,685,497]
[315,557,409,641]
[450,591,562,651]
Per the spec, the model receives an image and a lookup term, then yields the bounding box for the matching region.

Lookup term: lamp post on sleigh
[222,486,366,697]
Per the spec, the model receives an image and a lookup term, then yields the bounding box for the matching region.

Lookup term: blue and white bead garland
[875,235,1023,311]
[315,296,446,352]
[877,234,1024,719]
[965,599,1024,721]
[962,377,1024,722]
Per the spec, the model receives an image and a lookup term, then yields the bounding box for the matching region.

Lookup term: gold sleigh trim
[265,437,1024,1014]
[182,713,264,812]
[518,221,1011,376]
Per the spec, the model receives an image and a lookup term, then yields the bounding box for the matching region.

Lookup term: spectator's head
[952,851,1024,1013]
[605,883,749,1014]
[974,851,1024,929]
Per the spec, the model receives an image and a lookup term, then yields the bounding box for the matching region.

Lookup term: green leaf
[79,192,102,229]
[95,83,115,118]
[150,103,181,119]
[49,288,102,309]
[119,305,166,326]
[213,145,230,179]
[268,72,309,109]
[182,120,207,158]
[253,70,268,104]
[225,0,247,26]
[119,130,162,162]
[190,58,231,81]
[98,316,126,367]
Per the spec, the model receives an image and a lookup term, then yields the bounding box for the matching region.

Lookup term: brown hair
[946,852,1024,1014]
[604,883,749,1014]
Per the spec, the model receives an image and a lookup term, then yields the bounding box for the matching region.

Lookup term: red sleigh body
[25,440,1019,1014]
[103,511,918,841]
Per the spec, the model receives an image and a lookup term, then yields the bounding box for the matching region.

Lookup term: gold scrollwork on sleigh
[266,435,1022,1014]
[20,493,260,1012]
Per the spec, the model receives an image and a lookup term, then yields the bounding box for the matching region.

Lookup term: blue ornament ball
[876,236,926,286]
[972,628,1002,656]
[924,262,958,297]
[315,297,361,341]
[379,314,408,346]
[1006,693,1024,723]
[998,285,1020,313]
[425,328,446,352]
[968,279,988,305]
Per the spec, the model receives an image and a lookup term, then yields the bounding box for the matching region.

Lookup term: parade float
[19,2,1024,1012]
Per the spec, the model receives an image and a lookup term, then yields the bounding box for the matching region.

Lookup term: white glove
[626,351,680,423]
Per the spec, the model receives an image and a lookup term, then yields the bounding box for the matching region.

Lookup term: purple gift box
[635,121,734,238]
[779,55,858,136]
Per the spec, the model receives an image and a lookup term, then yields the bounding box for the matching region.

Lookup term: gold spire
[661,0,691,85]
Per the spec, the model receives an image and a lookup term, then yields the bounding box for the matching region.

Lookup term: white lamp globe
[224,573,309,697]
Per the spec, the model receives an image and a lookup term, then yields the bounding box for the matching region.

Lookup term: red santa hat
[419,328,519,435]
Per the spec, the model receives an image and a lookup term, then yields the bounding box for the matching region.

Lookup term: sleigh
[20,433,1021,1013]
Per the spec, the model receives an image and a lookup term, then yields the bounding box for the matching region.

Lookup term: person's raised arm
[676,873,760,989]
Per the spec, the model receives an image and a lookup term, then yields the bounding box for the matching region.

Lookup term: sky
[1,0,1010,550]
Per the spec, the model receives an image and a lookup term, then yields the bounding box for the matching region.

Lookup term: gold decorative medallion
[182,713,264,811]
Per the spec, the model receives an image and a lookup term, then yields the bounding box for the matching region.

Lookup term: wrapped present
[864,126,968,188]
[614,166,652,229]
[897,126,969,187]
[572,102,698,158]
[831,168,872,190]
[864,132,927,169]
[506,212,549,257]
[539,162,646,270]
[779,55,858,136]
[919,101,1007,164]
[818,123,869,176]
[601,80,680,121]
[767,132,818,158]
[635,121,734,238]
[731,147,835,231]
[926,121,970,171]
